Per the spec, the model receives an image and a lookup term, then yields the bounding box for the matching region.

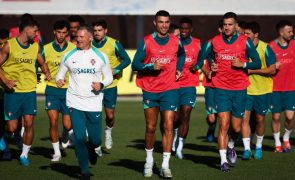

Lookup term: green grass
[1,100,295,179]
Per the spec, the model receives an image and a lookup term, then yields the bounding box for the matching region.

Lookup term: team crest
[8,112,12,117]
[146,100,150,104]
[90,59,96,66]
[47,101,51,107]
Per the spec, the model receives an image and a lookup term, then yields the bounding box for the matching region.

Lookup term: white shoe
[160,168,172,179]
[143,162,153,177]
[105,131,113,149]
[95,146,103,157]
[51,154,61,162]
[61,140,70,149]
[175,151,184,159]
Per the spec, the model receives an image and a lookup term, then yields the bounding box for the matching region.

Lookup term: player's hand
[211,62,218,72]
[56,79,65,88]
[45,73,52,81]
[275,62,281,69]
[111,69,115,75]
[3,78,17,89]
[176,70,182,81]
[231,58,244,68]
[189,65,197,73]
[154,61,162,70]
[91,82,102,91]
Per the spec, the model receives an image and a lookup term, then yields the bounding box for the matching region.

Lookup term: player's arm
[92,55,113,91]
[131,40,155,71]
[175,41,186,80]
[113,41,131,75]
[0,43,16,89]
[36,45,51,80]
[248,45,276,75]
[244,39,261,69]
[55,56,68,88]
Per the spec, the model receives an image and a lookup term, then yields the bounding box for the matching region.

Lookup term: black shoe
[81,173,91,180]
[87,143,97,165]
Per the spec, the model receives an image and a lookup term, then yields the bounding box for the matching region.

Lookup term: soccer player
[172,17,202,159]
[0,18,51,166]
[269,20,295,153]
[68,15,85,45]
[132,10,185,178]
[202,12,261,172]
[92,19,131,151]
[43,20,76,161]
[56,25,113,180]
[242,21,276,160]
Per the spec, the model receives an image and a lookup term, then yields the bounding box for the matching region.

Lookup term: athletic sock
[273,132,281,147]
[52,141,61,155]
[20,144,31,158]
[162,152,171,169]
[145,148,154,164]
[219,149,227,165]
[256,135,264,149]
[242,138,251,151]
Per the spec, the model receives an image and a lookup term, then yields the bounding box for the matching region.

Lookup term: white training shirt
[56,47,113,112]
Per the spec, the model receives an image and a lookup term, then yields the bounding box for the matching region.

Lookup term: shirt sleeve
[131,40,154,71]
[176,40,186,72]
[201,41,214,65]
[265,45,276,66]
[101,54,113,87]
[195,43,206,69]
[56,56,68,82]
[114,41,131,72]
[245,39,261,69]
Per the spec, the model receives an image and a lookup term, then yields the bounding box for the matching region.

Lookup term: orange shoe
[274,146,282,153]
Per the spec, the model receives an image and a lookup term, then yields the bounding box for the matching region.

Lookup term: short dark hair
[19,18,39,32]
[155,10,170,19]
[68,15,85,25]
[245,21,261,34]
[237,20,247,29]
[92,19,107,29]
[276,20,293,32]
[20,13,34,23]
[0,28,9,39]
[223,12,238,22]
[180,17,193,25]
[218,19,223,29]
[53,20,70,31]
[78,25,93,37]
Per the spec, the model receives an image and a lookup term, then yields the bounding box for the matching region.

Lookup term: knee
[7,124,17,133]
[219,124,229,134]
[106,113,115,121]
[146,125,156,135]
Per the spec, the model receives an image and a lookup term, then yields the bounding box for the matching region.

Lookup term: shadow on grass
[126,139,163,154]
[31,146,67,159]
[184,153,220,170]
[40,163,80,179]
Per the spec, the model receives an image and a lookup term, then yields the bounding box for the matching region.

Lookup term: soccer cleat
[61,140,70,149]
[242,150,252,160]
[220,162,230,172]
[227,147,237,165]
[51,154,62,162]
[175,151,184,159]
[0,137,6,151]
[20,156,30,166]
[206,133,214,143]
[253,148,263,160]
[61,129,70,148]
[105,131,113,149]
[87,144,97,165]
[95,146,103,157]
[283,141,291,153]
[80,173,91,180]
[1,148,12,161]
[160,168,173,179]
[143,162,153,177]
[274,146,282,153]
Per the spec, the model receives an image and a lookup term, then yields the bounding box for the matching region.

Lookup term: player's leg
[20,114,34,166]
[270,92,282,152]
[47,109,62,161]
[205,87,217,142]
[242,110,252,160]
[69,108,89,176]
[254,114,265,159]
[103,87,117,150]
[172,109,180,152]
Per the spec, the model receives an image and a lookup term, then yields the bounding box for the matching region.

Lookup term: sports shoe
[242,150,252,160]
[61,140,70,149]
[206,133,214,143]
[160,168,172,179]
[80,173,91,180]
[61,129,69,148]
[227,147,237,165]
[105,131,113,149]
[95,146,103,157]
[143,162,153,177]
[51,154,62,162]
[20,156,30,166]
[87,144,97,165]
[0,137,6,151]
[220,162,230,172]
[175,151,184,159]
[1,147,12,161]
[253,148,263,160]
[274,146,282,153]
[283,141,291,153]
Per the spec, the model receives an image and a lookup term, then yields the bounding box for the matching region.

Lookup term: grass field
[1,100,295,180]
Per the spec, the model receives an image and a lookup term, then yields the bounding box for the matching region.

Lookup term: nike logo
[159,50,165,53]
[96,115,100,118]
[171,105,175,108]
[283,53,288,57]
[224,49,230,52]
[189,101,195,104]
[262,110,267,113]
[293,106,295,109]
[72,61,76,63]
[22,52,27,54]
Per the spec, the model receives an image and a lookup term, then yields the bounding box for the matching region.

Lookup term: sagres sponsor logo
[15,58,33,64]
[150,55,173,64]
[72,68,96,74]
